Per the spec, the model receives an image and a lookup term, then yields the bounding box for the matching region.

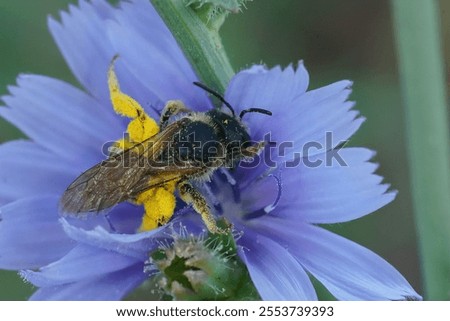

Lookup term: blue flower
[0,0,421,300]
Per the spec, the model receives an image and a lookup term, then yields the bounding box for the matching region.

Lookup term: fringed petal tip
[247,218,422,301]
[273,148,397,224]
[0,74,122,165]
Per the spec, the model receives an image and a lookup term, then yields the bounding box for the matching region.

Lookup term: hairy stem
[151,0,234,93]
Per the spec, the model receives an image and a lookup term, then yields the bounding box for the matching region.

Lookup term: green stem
[150,0,234,93]
[147,0,259,301]
[392,0,450,300]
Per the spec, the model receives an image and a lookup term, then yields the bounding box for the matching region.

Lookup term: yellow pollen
[136,180,177,232]
[127,116,159,143]
[108,57,176,232]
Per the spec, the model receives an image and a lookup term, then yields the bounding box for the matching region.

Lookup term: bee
[60,81,272,233]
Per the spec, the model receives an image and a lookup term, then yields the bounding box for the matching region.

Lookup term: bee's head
[193,82,272,165]
[206,109,251,145]
[193,81,272,122]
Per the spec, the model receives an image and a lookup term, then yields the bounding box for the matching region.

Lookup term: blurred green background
[0,0,448,300]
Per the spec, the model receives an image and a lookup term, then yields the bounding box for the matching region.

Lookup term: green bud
[184,0,250,29]
[149,227,260,300]
[185,0,248,13]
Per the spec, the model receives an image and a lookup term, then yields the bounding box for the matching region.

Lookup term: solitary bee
[60,74,272,234]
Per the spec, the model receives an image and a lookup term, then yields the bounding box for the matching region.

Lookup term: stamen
[264,172,282,213]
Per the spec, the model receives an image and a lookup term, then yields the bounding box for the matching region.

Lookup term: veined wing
[60,118,196,215]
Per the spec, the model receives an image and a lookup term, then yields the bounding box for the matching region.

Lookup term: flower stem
[148,1,259,300]
[150,0,235,93]
[392,0,450,300]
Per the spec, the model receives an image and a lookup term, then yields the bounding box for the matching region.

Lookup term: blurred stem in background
[392,0,450,300]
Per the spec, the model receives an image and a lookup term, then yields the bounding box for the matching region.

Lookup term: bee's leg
[241,141,266,159]
[137,181,177,232]
[177,181,227,234]
[160,100,191,129]
[108,56,159,144]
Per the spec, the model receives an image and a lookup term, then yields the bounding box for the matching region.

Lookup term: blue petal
[48,1,116,104]
[0,75,123,165]
[287,101,362,159]
[106,0,211,110]
[29,263,146,300]
[61,220,161,260]
[101,202,143,234]
[252,217,421,300]
[49,0,208,112]
[0,141,78,203]
[49,0,160,113]
[226,65,363,160]
[237,228,317,300]
[22,244,139,286]
[226,63,309,116]
[274,148,397,223]
[0,196,74,270]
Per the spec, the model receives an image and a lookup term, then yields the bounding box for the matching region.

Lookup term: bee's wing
[125,166,208,200]
[60,118,199,215]
[59,152,148,214]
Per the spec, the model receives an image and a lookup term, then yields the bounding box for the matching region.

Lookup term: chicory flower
[0,0,420,300]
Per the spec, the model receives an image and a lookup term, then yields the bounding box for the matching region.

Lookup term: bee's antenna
[193,82,235,116]
[239,108,272,119]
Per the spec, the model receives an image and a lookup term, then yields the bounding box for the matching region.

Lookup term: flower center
[206,168,283,224]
